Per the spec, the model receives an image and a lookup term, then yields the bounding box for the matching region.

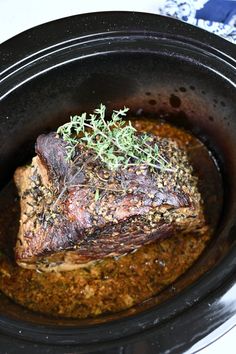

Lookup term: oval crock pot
[0,11,236,354]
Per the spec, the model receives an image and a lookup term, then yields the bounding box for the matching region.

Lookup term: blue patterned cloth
[158,0,236,43]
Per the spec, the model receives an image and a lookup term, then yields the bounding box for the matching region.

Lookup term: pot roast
[14,129,206,272]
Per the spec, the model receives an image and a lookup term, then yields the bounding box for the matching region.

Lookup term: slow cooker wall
[0,41,236,344]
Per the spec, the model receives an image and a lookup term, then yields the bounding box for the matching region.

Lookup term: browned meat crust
[14,129,205,271]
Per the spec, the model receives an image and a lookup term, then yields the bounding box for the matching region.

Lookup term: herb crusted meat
[15,138,205,271]
[14,109,206,272]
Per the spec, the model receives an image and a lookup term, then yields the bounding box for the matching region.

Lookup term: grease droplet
[220,101,226,107]
[148,99,156,105]
[169,94,181,108]
[179,87,186,92]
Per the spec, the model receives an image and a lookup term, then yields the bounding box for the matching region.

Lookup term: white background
[0,0,235,353]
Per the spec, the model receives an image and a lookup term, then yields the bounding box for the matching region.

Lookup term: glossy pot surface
[0,11,235,354]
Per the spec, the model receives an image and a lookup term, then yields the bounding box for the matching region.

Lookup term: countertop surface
[0,1,235,353]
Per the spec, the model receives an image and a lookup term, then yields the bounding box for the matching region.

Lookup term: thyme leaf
[94,189,100,202]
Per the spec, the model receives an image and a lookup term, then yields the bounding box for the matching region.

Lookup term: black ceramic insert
[0,11,235,354]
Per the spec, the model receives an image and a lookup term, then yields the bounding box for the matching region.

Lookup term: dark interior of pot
[0,25,236,344]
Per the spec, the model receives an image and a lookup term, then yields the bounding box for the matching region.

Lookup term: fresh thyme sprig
[57,104,172,172]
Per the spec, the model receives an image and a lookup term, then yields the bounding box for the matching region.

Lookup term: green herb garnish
[94,189,100,202]
[57,104,171,172]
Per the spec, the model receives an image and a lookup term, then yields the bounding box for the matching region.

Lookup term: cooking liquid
[0,119,223,318]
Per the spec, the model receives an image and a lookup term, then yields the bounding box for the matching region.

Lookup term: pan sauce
[0,119,223,318]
